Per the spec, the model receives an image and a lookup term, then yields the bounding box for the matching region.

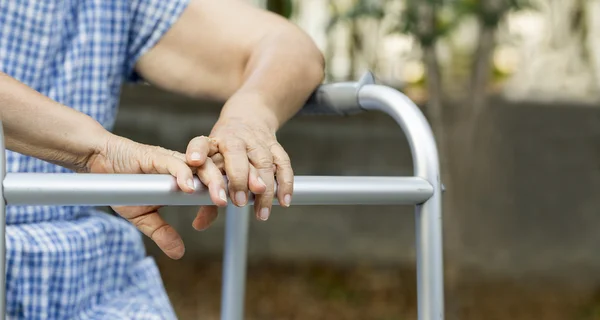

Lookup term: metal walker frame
[0,72,444,320]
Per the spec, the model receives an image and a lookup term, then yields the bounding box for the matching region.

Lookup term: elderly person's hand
[185,95,294,230]
[84,134,229,260]
[120,0,326,232]
[0,70,234,260]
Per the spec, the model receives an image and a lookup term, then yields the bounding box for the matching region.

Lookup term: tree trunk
[325,19,337,81]
[348,20,359,80]
[423,46,444,142]
[324,0,338,81]
[468,25,496,122]
[457,25,497,192]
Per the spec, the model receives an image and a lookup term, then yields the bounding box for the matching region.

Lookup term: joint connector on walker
[299,71,376,116]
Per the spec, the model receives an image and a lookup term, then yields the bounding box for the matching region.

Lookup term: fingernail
[187,179,195,190]
[259,208,270,221]
[193,222,207,231]
[235,191,247,206]
[194,219,215,232]
[257,177,266,188]
[283,194,292,207]
[190,152,202,161]
[219,189,227,202]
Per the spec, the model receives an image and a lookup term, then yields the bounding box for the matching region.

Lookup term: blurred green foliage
[461,0,533,26]
[326,0,386,32]
[329,0,532,45]
[266,0,293,19]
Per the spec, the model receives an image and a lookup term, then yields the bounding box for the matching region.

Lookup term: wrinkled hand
[86,134,227,259]
[186,115,293,225]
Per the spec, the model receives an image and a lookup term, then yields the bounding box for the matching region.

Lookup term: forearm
[0,71,109,171]
[218,27,325,132]
[135,0,324,131]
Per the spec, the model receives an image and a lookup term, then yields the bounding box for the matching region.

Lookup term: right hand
[185,139,280,232]
[84,133,227,259]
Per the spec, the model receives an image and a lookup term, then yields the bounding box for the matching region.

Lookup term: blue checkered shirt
[0,0,190,318]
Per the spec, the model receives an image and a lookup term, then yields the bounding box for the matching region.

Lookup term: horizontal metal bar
[3,173,433,206]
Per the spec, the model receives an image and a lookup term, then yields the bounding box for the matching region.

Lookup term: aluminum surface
[3,174,433,206]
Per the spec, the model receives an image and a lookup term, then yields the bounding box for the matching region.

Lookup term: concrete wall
[115,84,600,285]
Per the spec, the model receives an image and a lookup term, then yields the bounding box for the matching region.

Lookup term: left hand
[86,134,228,259]
[186,113,293,227]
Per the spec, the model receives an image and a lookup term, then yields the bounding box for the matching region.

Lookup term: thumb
[128,209,185,260]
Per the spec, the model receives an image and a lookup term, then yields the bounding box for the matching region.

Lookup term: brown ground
[156,256,600,320]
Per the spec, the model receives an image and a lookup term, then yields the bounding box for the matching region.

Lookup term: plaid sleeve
[125,0,191,82]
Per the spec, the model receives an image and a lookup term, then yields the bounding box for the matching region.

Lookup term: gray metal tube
[359,85,444,320]
[3,174,433,206]
[221,205,251,320]
[298,72,375,116]
[218,72,374,320]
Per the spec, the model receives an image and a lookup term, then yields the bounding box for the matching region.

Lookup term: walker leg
[415,193,444,320]
[220,205,251,320]
[358,85,445,319]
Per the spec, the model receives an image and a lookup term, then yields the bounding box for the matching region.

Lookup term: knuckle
[250,148,274,169]
[254,157,273,169]
[262,180,276,195]
[222,139,246,152]
[130,214,148,229]
[151,223,171,241]
[276,163,294,176]
[227,174,248,189]
[272,151,292,167]
[228,167,248,178]
[211,154,224,166]
[279,180,294,189]
[268,141,283,149]
[170,151,186,162]
[275,157,292,168]
[191,135,209,144]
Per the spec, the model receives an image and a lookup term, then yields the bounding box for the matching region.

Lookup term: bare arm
[134,0,324,129]
[0,71,108,172]
[0,70,228,259]
[134,0,324,223]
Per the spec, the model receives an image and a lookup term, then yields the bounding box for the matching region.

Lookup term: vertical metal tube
[0,123,6,318]
[220,205,251,320]
[359,85,444,320]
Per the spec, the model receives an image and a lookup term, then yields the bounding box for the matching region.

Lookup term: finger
[186,136,218,167]
[128,210,185,260]
[247,146,275,221]
[112,205,163,219]
[195,158,228,207]
[165,157,196,194]
[210,153,225,173]
[148,150,196,194]
[271,143,294,207]
[248,164,267,195]
[220,138,250,207]
[193,205,219,231]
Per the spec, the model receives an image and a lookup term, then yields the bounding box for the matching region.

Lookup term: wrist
[78,119,113,173]
[218,92,282,133]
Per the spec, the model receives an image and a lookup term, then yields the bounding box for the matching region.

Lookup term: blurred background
[115,0,600,319]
